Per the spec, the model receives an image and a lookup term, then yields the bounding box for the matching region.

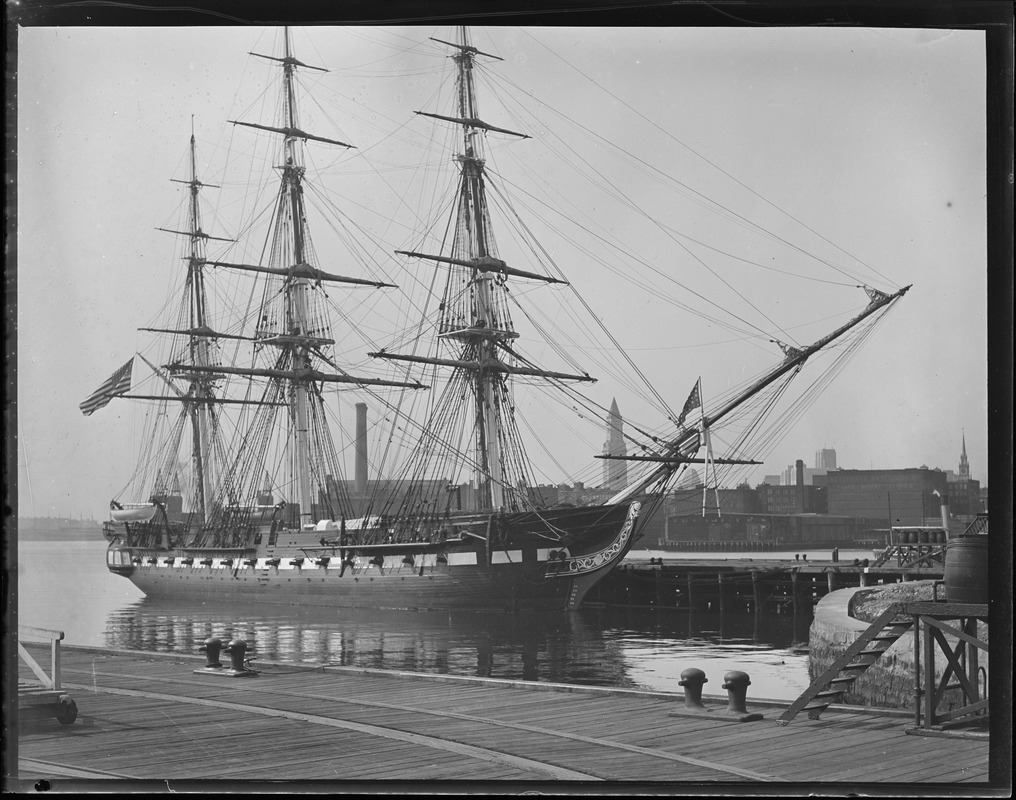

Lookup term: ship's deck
[12,642,994,789]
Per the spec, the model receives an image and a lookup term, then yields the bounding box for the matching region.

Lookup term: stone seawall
[809,584,988,711]
[810,586,916,709]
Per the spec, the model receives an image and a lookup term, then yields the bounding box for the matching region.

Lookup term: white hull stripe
[123,548,574,570]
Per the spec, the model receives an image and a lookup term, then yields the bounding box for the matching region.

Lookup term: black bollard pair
[669,667,764,722]
[194,637,256,678]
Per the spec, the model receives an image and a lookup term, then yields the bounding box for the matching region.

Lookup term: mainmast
[186,27,424,529]
[279,28,316,527]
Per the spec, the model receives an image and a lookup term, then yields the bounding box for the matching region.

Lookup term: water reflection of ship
[103,598,812,698]
[103,599,638,687]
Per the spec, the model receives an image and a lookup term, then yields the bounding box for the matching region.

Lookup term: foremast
[450,28,509,510]
[375,27,592,513]
[607,283,912,505]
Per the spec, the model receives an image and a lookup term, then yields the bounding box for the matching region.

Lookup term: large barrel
[944,536,989,604]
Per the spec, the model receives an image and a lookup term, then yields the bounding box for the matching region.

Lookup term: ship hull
[104,501,642,613]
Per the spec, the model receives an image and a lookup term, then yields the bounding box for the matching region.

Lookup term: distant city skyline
[597,399,984,491]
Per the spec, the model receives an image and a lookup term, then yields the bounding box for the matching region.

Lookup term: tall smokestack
[938,490,950,536]
[355,402,368,495]
[796,459,805,513]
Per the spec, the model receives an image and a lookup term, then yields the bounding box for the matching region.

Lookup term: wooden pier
[590,556,944,610]
[13,642,990,789]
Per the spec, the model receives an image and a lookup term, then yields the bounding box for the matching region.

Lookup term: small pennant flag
[79,357,134,416]
[676,378,701,427]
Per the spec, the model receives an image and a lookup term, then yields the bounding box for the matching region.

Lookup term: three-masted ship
[91,28,908,612]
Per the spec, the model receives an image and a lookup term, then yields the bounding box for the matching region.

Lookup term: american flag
[79,358,134,416]
[676,378,701,427]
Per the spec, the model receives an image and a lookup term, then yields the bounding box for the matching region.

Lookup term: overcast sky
[14,23,989,519]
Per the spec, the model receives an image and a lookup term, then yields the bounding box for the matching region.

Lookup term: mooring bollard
[193,637,227,675]
[679,667,710,711]
[668,666,714,717]
[200,637,223,669]
[195,637,255,677]
[224,639,249,673]
[720,670,764,722]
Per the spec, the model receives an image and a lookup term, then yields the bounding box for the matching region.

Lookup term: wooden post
[913,609,922,727]
[923,613,935,726]
[790,570,800,636]
[52,637,61,691]
[751,570,760,611]
[717,572,725,613]
[859,571,868,587]
[687,573,693,610]
[827,571,839,593]
[965,617,979,702]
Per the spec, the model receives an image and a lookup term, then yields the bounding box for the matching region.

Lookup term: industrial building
[656,440,985,549]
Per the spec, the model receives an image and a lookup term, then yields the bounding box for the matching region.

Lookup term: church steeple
[602,398,628,490]
[958,430,970,479]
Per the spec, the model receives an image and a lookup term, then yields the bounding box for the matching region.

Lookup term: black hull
[105,502,642,613]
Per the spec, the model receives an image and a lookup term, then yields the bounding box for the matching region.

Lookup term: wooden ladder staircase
[777,603,911,725]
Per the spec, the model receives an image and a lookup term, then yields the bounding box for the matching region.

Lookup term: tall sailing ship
[88,27,909,612]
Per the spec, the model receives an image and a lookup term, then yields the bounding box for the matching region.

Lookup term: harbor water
[16,537,874,701]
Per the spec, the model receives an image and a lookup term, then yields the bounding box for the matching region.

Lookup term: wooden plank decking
[12,642,991,789]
